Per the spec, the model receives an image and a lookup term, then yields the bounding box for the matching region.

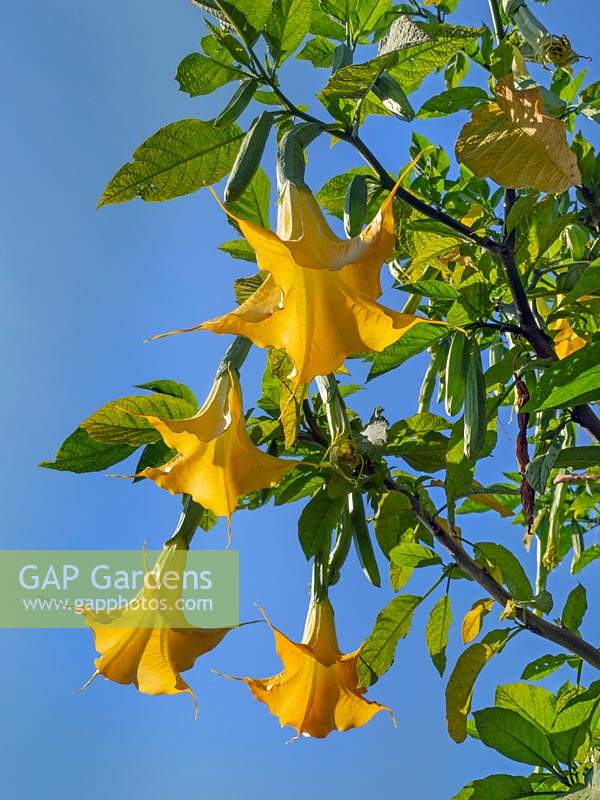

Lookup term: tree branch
[264,70,600,442]
[384,476,600,670]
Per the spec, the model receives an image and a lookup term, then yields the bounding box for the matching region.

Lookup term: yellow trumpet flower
[139,369,300,522]
[82,543,229,712]
[154,177,436,385]
[229,598,392,739]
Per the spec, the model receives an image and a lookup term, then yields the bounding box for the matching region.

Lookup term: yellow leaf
[456,75,581,192]
[139,370,300,522]
[226,598,392,739]
[461,598,494,644]
[269,349,307,448]
[469,480,514,518]
[549,316,586,360]
[446,638,500,742]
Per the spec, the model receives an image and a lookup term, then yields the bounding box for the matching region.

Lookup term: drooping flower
[82,543,230,712]
[154,179,436,385]
[229,597,391,739]
[139,369,300,522]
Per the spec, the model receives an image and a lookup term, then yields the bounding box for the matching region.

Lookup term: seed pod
[463,338,487,459]
[328,503,353,586]
[344,175,368,237]
[224,111,273,203]
[515,376,535,539]
[445,332,469,417]
[348,493,381,587]
[276,122,322,187]
[418,341,447,414]
[214,79,258,127]
[372,72,415,121]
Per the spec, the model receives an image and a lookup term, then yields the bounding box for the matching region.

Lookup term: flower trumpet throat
[231,598,392,739]
[153,177,438,385]
[139,369,300,522]
[82,542,230,711]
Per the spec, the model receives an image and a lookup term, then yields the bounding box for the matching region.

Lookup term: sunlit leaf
[456,75,581,192]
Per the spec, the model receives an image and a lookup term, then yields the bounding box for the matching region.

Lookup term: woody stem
[385,475,600,670]
[313,376,600,670]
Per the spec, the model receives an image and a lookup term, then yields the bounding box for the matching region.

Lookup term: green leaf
[233,272,266,304]
[521,653,569,681]
[495,683,556,732]
[318,53,393,106]
[474,542,533,601]
[374,491,414,556]
[99,120,244,205]
[417,86,488,118]
[554,446,600,470]
[451,774,544,800]
[133,439,176,482]
[208,0,272,41]
[402,280,460,300]
[514,196,575,269]
[445,631,509,743]
[298,488,345,558]
[554,261,600,309]
[275,471,325,505]
[473,707,557,768]
[389,432,449,473]
[309,0,345,39]
[524,341,600,412]
[386,24,482,95]
[175,52,244,97]
[550,683,600,765]
[371,71,414,120]
[225,166,270,227]
[135,380,198,407]
[358,594,421,686]
[353,0,392,39]
[426,595,452,676]
[296,36,336,68]
[265,0,312,65]
[390,542,441,568]
[40,428,136,474]
[572,544,600,575]
[220,239,257,261]
[526,432,565,494]
[81,394,197,447]
[561,584,588,632]
[390,412,450,436]
[367,325,447,380]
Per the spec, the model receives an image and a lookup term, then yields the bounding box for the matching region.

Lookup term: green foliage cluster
[44,0,600,793]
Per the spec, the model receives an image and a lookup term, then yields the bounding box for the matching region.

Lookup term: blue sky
[2,1,599,798]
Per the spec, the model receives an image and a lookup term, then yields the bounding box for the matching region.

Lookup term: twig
[384,475,600,670]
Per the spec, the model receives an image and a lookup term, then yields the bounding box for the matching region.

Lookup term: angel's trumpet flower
[139,369,300,523]
[154,175,436,386]
[229,597,392,739]
[82,542,229,713]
